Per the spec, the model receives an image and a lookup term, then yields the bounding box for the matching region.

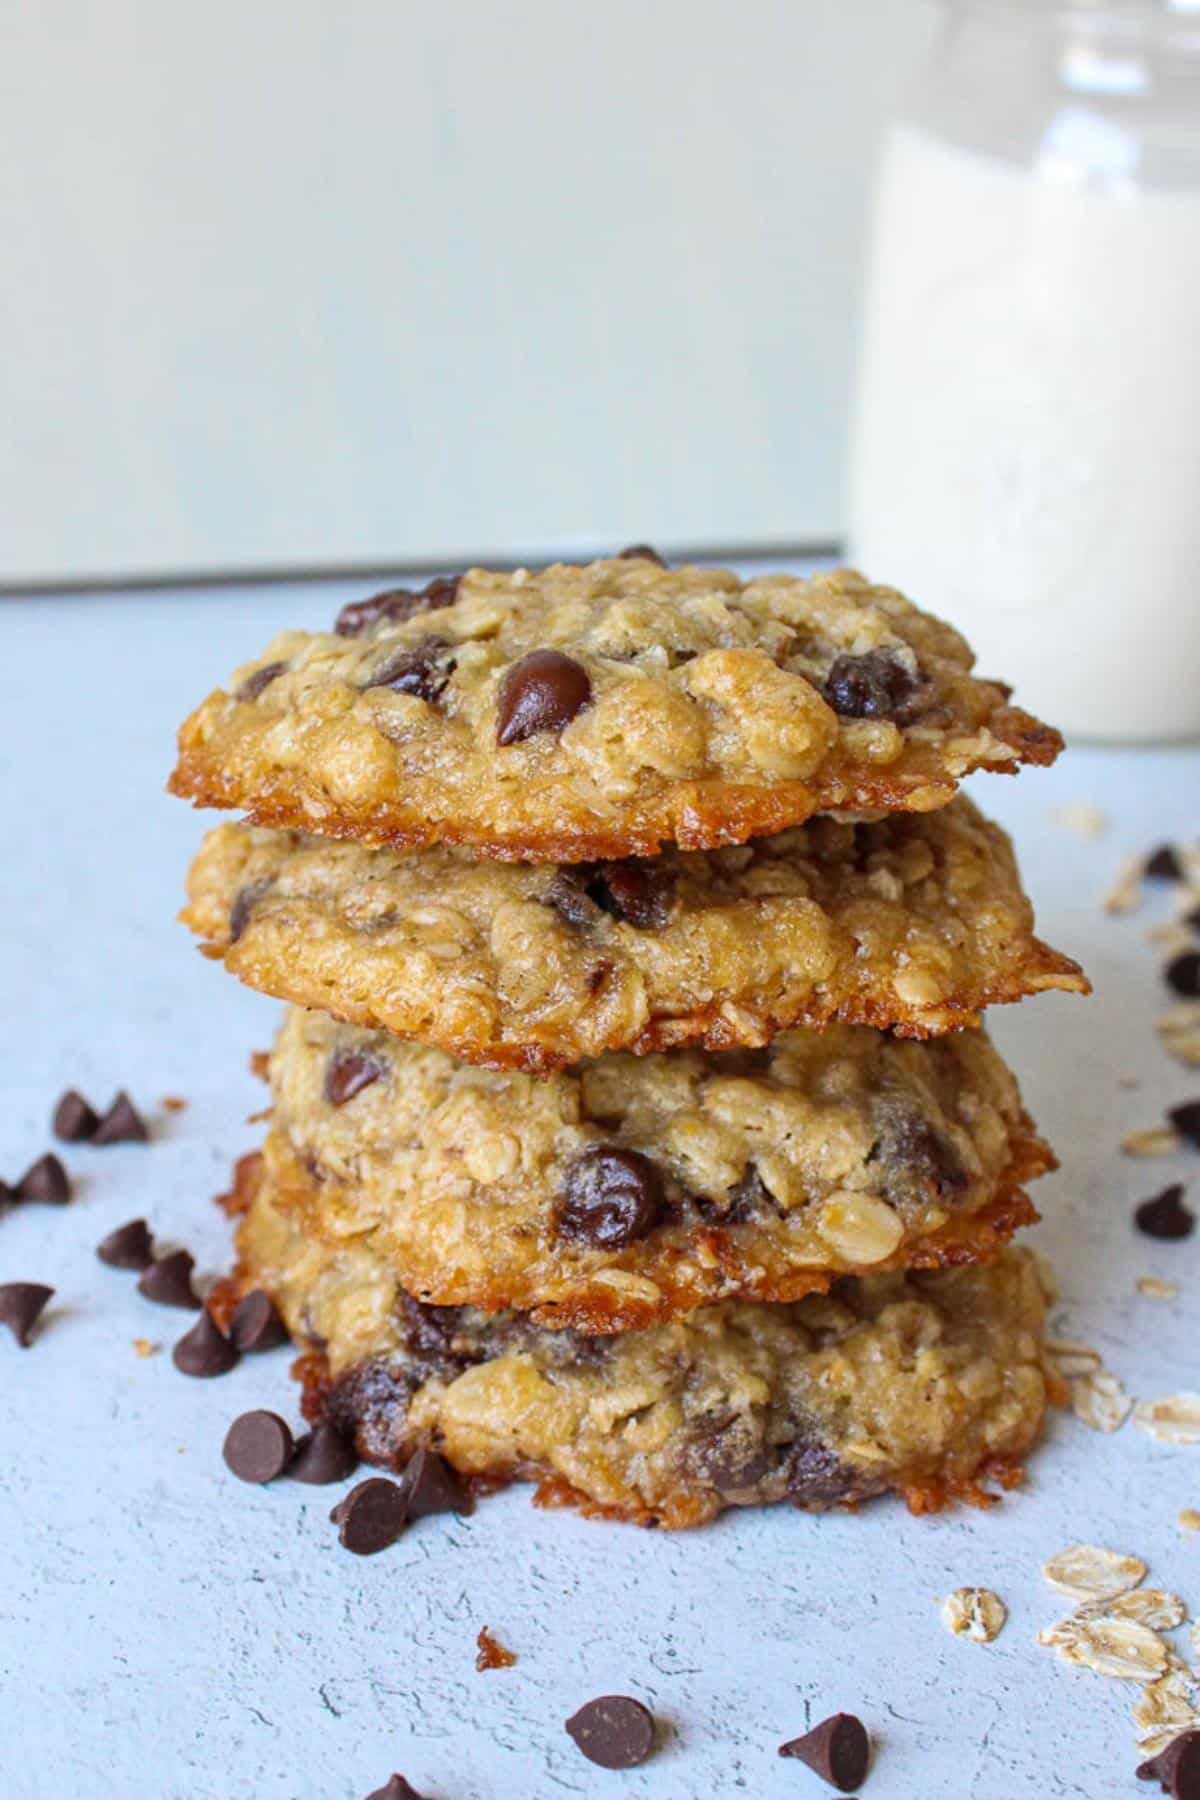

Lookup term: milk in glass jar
[847,0,1200,740]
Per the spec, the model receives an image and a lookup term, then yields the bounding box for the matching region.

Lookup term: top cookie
[169,555,1062,861]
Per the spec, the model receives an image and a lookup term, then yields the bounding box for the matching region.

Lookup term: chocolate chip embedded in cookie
[168,558,1063,862]
[232,1152,1055,1529]
[182,797,1087,1072]
[259,1005,1053,1330]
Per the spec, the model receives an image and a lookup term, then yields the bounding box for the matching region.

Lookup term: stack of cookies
[170,552,1087,1528]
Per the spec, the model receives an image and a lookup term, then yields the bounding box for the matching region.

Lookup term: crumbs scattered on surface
[133,1338,161,1358]
[1180,1511,1200,1534]
[161,1095,189,1114]
[1138,1276,1180,1301]
[475,1627,517,1672]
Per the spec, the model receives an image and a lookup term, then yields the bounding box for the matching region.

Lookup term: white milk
[848,123,1200,741]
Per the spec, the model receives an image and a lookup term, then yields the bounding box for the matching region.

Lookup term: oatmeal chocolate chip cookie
[263,1006,1052,1330]
[168,558,1061,861]
[183,798,1086,1071]
[229,1152,1056,1529]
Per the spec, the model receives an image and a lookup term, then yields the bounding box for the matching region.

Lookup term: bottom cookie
[225,1152,1058,1530]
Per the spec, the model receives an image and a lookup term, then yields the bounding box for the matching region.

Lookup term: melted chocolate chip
[324,1049,386,1108]
[288,1423,359,1485]
[1167,952,1200,999]
[401,1446,472,1519]
[823,648,921,721]
[223,1410,295,1484]
[335,575,461,638]
[870,1103,965,1201]
[546,860,674,931]
[237,660,287,701]
[229,880,272,945]
[397,1293,478,1382]
[779,1713,871,1793]
[332,1476,408,1555]
[53,1089,99,1143]
[565,1696,656,1770]
[714,1166,774,1225]
[229,1289,289,1352]
[1135,1184,1195,1240]
[686,1416,773,1494]
[137,1249,201,1310]
[172,1310,240,1378]
[322,1361,418,1466]
[15,1153,72,1205]
[617,544,667,566]
[781,1437,862,1508]
[91,1091,149,1146]
[96,1218,155,1270]
[558,1145,665,1249]
[495,650,592,745]
[0,1282,54,1347]
[361,635,456,703]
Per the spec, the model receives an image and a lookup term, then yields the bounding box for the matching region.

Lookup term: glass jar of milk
[847,0,1200,741]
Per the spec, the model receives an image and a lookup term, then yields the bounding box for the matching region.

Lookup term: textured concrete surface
[2,575,1198,1799]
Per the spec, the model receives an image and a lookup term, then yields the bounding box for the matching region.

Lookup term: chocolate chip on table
[1168,1102,1200,1149]
[324,1049,386,1108]
[91,1091,149,1146]
[53,1089,100,1143]
[237,660,288,701]
[137,1249,202,1310]
[361,636,456,703]
[362,1777,429,1800]
[1138,1729,1200,1795]
[14,1153,72,1205]
[495,650,592,745]
[779,1712,871,1793]
[0,1282,54,1348]
[617,543,667,566]
[288,1424,359,1485]
[558,1145,665,1249]
[97,1218,155,1270]
[1135,1184,1195,1240]
[1145,845,1185,883]
[223,1410,295,1484]
[172,1310,240,1378]
[564,1696,656,1770]
[335,575,462,638]
[228,1289,289,1353]
[331,1476,408,1555]
[1167,952,1200,1000]
[823,649,920,722]
[401,1446,472,1519]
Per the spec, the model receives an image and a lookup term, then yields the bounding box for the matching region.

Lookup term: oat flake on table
[1070,1370,1134,1434]
[1037,1615,1169,1682]
[941,1587,1007,1643]
[1135,1394,1200,1445]
[1042,1545,1148,1602]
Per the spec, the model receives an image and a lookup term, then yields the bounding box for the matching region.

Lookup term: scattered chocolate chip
[172,1310,240,1378]
[1168,1101,1200,1149]
[495,649,592,745]
[223,1410,295,1483]
[228,1289,289,1353]
[558,1145,665,1249]
[779,1713,870,1792]
[565,1696,656,1770]
[324,1049,386,1108]
[14,1152,71,1205]
[335,575,461,638]
[91,1091,149,1146]
[1135,1184,1195,1240]
[1138,1730,1200,1795]
[402,1446,472,1519]
[96,1217,155,1270]
[475,1626,516,1671]
[362,1778,429,1800]
[617,544,667,566]
[237,660,288,701]
[52,1089,99,1142]
[362,635,456,703]
[137,1250,201,1310]
[1145,845,1185,882]
[1167,952,1200,999]
[0,1282,54,1347]
[823,649,920,722]
[288,1423,359,1485]
[331,1475,408,1554]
